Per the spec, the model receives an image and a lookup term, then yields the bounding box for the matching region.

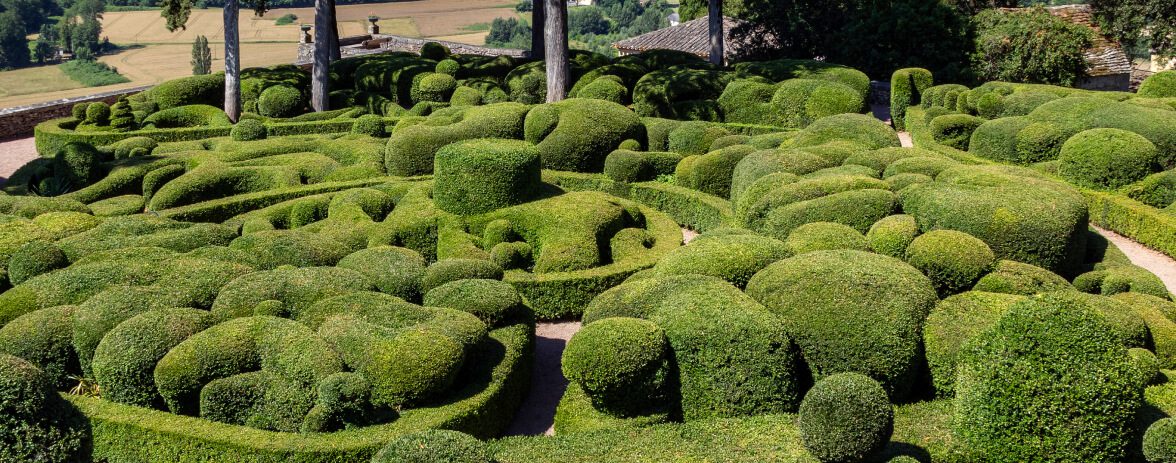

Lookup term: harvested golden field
[0,65,85,100]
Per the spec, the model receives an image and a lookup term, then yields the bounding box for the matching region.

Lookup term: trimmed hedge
[929,114,983,150]
[562,317,669,417]
[0,305,80,388]
[770,78,865,128]
[258,85,305,118]
[7,240,68,285]
[1074,264,1171,300]
[433,139,542,215]
[1085,190,1176,261]
[922,291,1024,397]
[784,221,869,255]
[145,73,225,109]
[603,150,685,183]
[91,308,213,408]
[0,354,89,462]
[1113,292,1176,369]
[372,430,490,463]
[1139,70,1176,98]
[1123,170,1176,209]
[525,98,645,173]
[652,232,788,288]
[337,246,427,302]
[890,68,932,131]
[1057,128,1159,190]
[228,229,351,269]
[866,214,919,258]
[385,103,530,176]
[674,145,756,198]
[788,114,900,150]
[423,278,525,327]
[1144,418,1176,463]
[972,259,1072,295]
[904,229,995,296]
[745,250,938,400]
[797,372,894,463]
[953,293,1142,463]
[421,259,504,294]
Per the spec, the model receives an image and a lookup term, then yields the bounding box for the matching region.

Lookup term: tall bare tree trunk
[311,0,334,111]
[530,0,544,58]
[708,0,722,65]
[328,0,340,62]
[224,0,241,122]
[543,0,568,102]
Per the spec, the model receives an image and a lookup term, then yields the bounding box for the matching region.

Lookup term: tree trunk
[311,0,333,111]
[530,0,544,58]
[543,0,568,102]
[328,0,340,62]
[708,0,722,65]
[224,0,241,122]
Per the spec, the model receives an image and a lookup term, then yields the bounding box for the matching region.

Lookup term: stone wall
[0,86,152,140]
[295,34,528,66]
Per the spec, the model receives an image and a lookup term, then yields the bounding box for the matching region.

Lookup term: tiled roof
[1000,4,1132,77]
[612,16,749,59]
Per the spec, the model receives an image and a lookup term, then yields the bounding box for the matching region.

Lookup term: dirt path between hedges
[0,137,39,185]
[504,321,581,436]
[1092,225,1176,295]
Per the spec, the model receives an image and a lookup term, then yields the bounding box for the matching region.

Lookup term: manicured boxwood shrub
[525,98,645,173]
[232,119,268,141]
[1144,418,1176,463]
[1139,70,1176,98]
[228,229,351,269]
[788,114,900,150]
[797,372,894,463]
[372,430,490,463]
[411,73,458,104]
[603,150,685,183]
[424,278,525,327]
[1057,128,1159,190]
[257,85,305,118]
[729,148,831,202]
[1073,264,1171,300]
[578,76,628,105]
[0,354,89,463]
[1129,347,1161,386]
[667,121,730,156]
[905,229,995,296]
[7,240,68,285]
[929,114,983,150]
[142,105,233,129]
[745,250,938,400]
[562,317,669,416]
[890,68,932,131]
[583,274,803,420]
[337,246,426,303]
[1123,170,1176,209]
[900,165,1088,277]
[421,259,504,293]
[740,174,889,233]
[674,145,756,198]
[866,214,918,258]
[652,232,789,288]
[0,305,79,388]
[433,139,542,215]
[1113,292,1176,369]
[953,293,1142,463]
[145,73,225,109]
[755,188,897,241]
[784,221,868,255]
[450,86,482,106]
[91,307,213,408]
[770,79,864,128]
[922,291,1024,397]
[972,259,1072,295]
[385,103,531,176]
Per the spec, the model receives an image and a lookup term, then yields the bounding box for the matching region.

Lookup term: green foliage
[61,59,131,87]
[1140,71,1176,98]
[142,104,233,129]
[525,98,646,173]
[562,317,669,416]
[578,77,629,105]
[232,119,268,141]
[1073,264,1171,300]
[7,240,68,285]
[1123,170,1176,209]
[85,102,111,125]
[729,148,832,202]
[788,114,900,151]
[433,139,542,215]
[770,79,864,128]
[1144,418,1176,463]
[603,150,685,183]
[922,291,1024,397]
[257,85,305,118]
[0,306,79,388]
[191,35,212,75]
[972,260,1072,296]
[1057,128,1159,190]
[745,250,937,400]
[797,373,894,463]
[784,221,868,255]
[274,14,298,26]
[373,430,490,463]
[905,229,995,296]
[112,136,157,159]
[667,122,730,156]
[337,246,426,302]
[91,308,212,408]
[0,354,89,462]
[929,114,983,150]
[674,145,756,198]
[421,259,504,294]
[228,229,351,269]
[652,232,788,288]
[424,278,525,327]
[954,293,1142,463]
[385,103,531,176]
[146,73,225,110]
[411,73,457,104]
[890,68,932,131]
[419,42,450,61]
[971,7,1095,86]
[866,214,918,259]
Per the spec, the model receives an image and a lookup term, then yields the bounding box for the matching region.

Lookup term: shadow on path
[503,321,581,436]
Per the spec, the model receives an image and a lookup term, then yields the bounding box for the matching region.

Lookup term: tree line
[0,0,112,70]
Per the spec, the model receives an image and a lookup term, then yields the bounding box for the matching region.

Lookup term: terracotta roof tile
[613,16,750,59]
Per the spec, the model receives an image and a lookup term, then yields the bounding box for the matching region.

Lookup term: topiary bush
[953,293,1142,463]
[91,307,213,408]
[789,113,900,150]
[0,305,79,388]
[1057,128,1159,190]
[337,246,426,303]
[674,145,756,198]
[770,78,865,128]
[351,114,386,137]
[423,278,525,326]
[797,372,894,463]
[525,98,646,172]
[890,68,932,131]
[1073,264,1171,300]
[865,214,918,258]
[578,76,628,105]
[562,317,669,416]
[7,240,68,285]
[372,429,490,463]
[433,139,542,215]
[84,102,111,125]
[412,72,458,104]
[0,354,89,462]
[1144,418,1176,463]
[667,121,730,156]
[930,113,984,150]
[603,149,685,183]
[419,42,450,61]
[652,232,789,288]
[257,85,305,118]
[784,221,869,255]
[745,250,938,400]
[972,259,1072,296]
[1139,70,1176,98]
[923,290,1024,397]
[904,229,995,296]
[145,73,224,109]
[385,103,531,176]
[228,229,351,269]
[231,118,267,141]
[421,258,504,293]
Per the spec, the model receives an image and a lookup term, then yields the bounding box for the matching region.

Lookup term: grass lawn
[0,65,86,100]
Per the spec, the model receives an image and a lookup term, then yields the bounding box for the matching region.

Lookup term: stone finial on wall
[368,16,380,35]
[300,23,313,43]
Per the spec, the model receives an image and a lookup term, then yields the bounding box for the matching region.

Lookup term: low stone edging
[0,85,153,140]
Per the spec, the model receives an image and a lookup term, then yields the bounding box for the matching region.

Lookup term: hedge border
[544,170,734,233]
[66,322,532,463]
[157,177,425,223]
[904,107,990,164]
[1085,191,1176,260]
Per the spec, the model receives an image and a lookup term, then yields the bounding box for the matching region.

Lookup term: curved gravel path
[0,137,39,184]
[1092,225,1176,294]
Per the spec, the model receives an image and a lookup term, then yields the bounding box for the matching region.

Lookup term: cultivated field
[0,0,522,109]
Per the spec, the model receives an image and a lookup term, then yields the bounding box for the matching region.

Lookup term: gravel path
[898,132,913,148]
[1092,225,1176,294]
[0,137,39,185]
[504,321,581,436]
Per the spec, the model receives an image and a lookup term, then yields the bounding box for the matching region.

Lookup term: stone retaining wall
[0,86,152,140]
[296,34,528,66]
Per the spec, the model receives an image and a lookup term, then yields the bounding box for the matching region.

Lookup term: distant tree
[191,35,212,75]
[569,6,609,35]
[971,7,1094,86]
[34,23,59,63]
[825,0,972,80]
[0,11,29,70]
[515,0,532,12]
[1091,0,1176,62]
[486,17,532,48]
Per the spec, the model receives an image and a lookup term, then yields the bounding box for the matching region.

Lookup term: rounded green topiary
[0,353,89,462]
[85,102,111,125]
[1139,70,1176,98]
[923,291,1024,397]
[771,78,864,128]
[1073,264,1171,300]
[423,278,524,326]
[972,259,1072,296]
[1013,122,1067,164]
[745,250,938,400]
[953,293,1142,463]
[562,317,669,416]
[351,114,385,137]
[372,429,489,463]
[231,118,267,141]
[435,58,460,75]
[788,113,900,151]
[667,121,730,155]
[0,306,79,388]
[7,240,68,285]
[653,232,789,288]
[257,85,304,118]
[797,372,894,463]
[784,221,869,255]
[337,246,426,303]
[450,86,482,106]
[228,229,350,269]
[1128,347,1160,386]
[489,241,533,270]
[578,77,628,105]
[421,258,504,293]
[91,307,213,408]
[1144,418,1176,463]
[419,42,450,61]
[930,113,984,150]
[865,214,919,258]
[112,136,159,159]
[432,139,542,215]
[71,102,90,121]
[1057,128,1158,190]
[905,229,995,296]
[412,72,458,104]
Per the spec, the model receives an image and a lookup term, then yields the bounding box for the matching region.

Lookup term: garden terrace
[1,47,1175,463]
